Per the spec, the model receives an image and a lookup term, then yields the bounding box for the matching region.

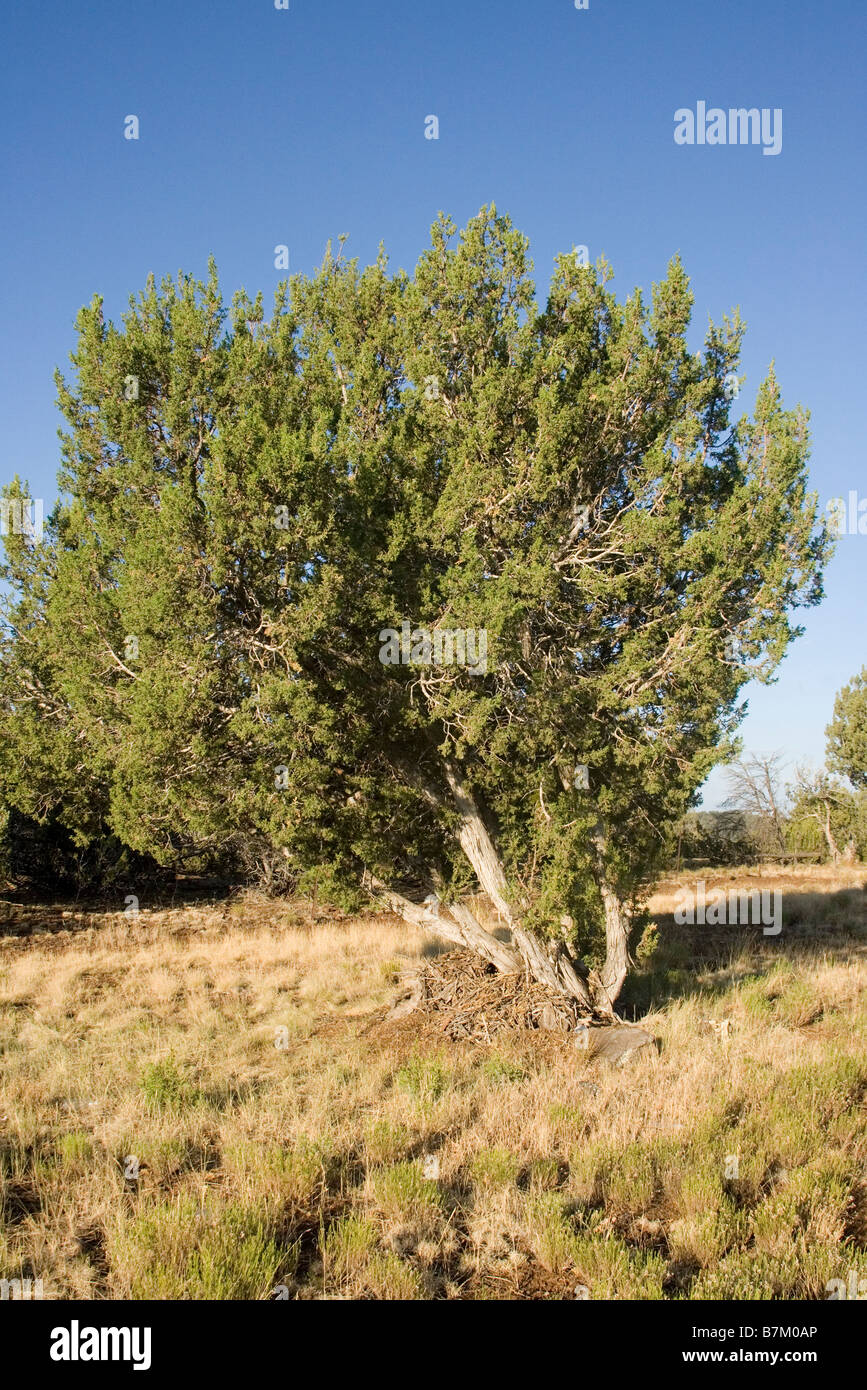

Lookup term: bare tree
[723,752,789,859]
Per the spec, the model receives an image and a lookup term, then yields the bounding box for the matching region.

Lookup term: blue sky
[1,0,864,808]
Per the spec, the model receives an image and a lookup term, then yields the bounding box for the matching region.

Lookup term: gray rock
[586,1024,655,1066]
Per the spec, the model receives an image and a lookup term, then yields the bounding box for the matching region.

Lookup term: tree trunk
[598,883,631,1003]
[364,873,521,974]
[590,819,632,1011]
[442,763,604,1014]
[370,762,628,1018]
[822,801,841,866]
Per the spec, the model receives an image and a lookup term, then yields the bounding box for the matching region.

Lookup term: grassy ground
[1,865,866,1300]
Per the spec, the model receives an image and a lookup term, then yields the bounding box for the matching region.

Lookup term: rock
[586,1024,655,1066]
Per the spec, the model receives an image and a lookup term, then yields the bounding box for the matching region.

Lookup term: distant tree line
[671,669,867,868]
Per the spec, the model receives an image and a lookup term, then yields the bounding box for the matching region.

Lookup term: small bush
[480,1055,526,1085]
[394,1052,450,1104]
[224,1138,330,1205]
[109,1197,291,1299]
[571,1227,666,1300]
[470,1148,521,1190]
[368,1162,443,1220]
[140,1055,202,1114]
[522,1193,577,1273]
[322,1212,379,1285]
[363,1119,413,1166]
[57,1131,93,1166]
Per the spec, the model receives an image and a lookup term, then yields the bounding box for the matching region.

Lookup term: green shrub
[109,1197,292,1299]
[469,1148,521,1190]
[394,1052,450,1104]
[140,1055,202,1114]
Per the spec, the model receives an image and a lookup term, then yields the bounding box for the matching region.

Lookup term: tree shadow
[620,882,867,1019]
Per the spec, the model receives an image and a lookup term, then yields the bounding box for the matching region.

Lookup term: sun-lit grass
[0,865,865,1299]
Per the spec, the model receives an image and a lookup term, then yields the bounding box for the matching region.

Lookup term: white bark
[591,819,632,1007]
[365,874,521,973]
[443,762,597,1011]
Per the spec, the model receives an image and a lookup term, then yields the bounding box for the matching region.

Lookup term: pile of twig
[389,949,584,1040]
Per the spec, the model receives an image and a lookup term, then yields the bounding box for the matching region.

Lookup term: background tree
[0,209,832,1014]
[787,766,852,864]
[723,752,790,859]
[826,668,867,788]
[671,811,758,868]
[785,671,867,865]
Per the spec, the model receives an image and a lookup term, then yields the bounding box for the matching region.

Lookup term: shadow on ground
[620,882,867,1018]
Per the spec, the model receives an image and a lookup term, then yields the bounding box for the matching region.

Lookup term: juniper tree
[787,670,867,864]
[827,668,867,788]
[0,208,831,1013]
[787,767,861,865]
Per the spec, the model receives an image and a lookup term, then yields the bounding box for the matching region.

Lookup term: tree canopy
[0,206,831,1009]
[827,667,867,788]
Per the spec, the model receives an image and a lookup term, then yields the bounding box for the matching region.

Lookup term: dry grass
[1,867,866,1300]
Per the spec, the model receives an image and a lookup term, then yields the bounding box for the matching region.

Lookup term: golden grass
[1,866,866,1300]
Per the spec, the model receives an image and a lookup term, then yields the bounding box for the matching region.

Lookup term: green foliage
[469,1147,521,1188]
[0,210,831,979]
[479,1054,527,1085]
[788,766,867,862]
[673,810,761,866]
[0,805,160,894]
[635,917,660,963]
[368,1161,443,1217]
[827,667,867,787]
[223,1138,330,1204]
[394,1051,450,1104]
[140,1055,202,1114]
[110,1197,290,1300]
[322,1212,378,1283]
[322,1212,422,1298]
[363,1118,413,1165]
[570,1227,667,1299]
[56,1131,94,1166]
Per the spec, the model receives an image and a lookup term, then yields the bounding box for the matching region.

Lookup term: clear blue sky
[1,0,864,807]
